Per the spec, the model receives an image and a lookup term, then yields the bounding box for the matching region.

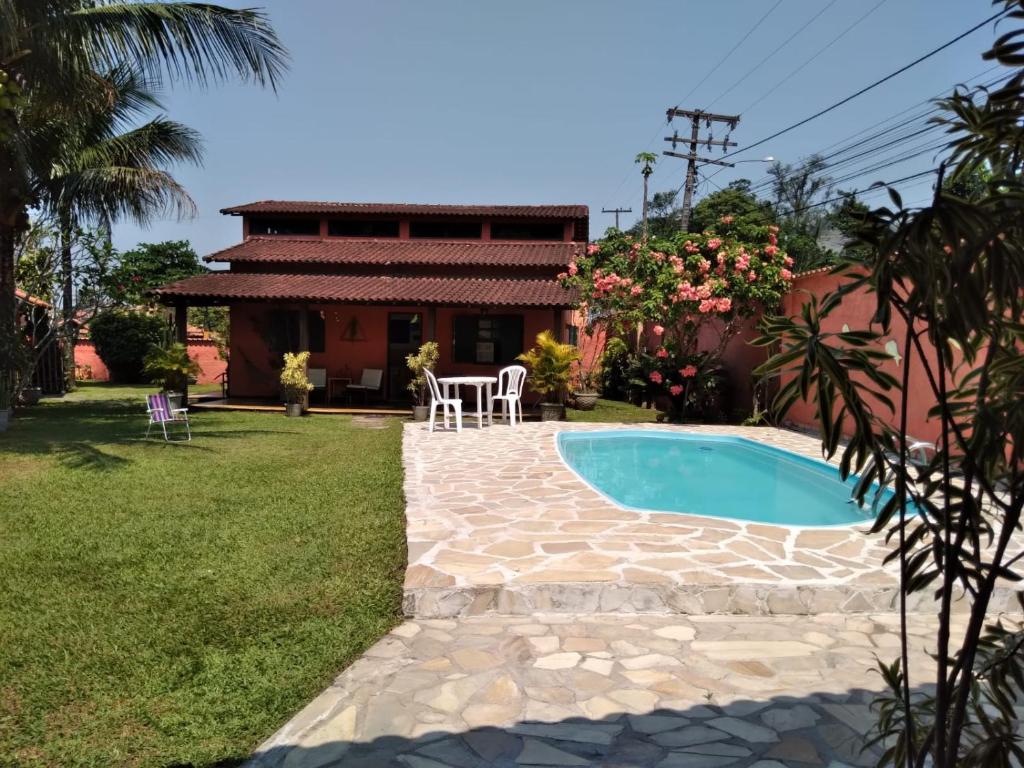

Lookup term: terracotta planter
[412,405,430,422]
[573,392,599,411]
[540,402,565,422]
[285,403,304,417]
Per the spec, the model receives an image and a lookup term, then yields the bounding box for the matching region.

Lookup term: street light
[733,155,775,164]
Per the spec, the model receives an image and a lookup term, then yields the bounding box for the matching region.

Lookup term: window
[249,217,320,236]
[328,219,400,238]
[566,324,579,346]
[409,220,482,239]
[265,309,325,354]
[490,220,564,240]
[452,315,524,365]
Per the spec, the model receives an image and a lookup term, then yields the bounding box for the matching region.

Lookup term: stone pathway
[402,423,1022,618]
[249,612,993,768]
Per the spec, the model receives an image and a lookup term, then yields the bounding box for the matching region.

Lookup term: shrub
[599,336,630,400]
[88,311,166,383]
[280,351,313,405]
[405,341,439,406]
[143,342,201,392]
[517,331,578,404]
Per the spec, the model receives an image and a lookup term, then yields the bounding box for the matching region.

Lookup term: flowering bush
[563,217,793,418]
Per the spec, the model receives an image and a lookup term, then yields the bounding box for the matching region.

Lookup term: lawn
[567,397,662,423]
[0,390,406,767]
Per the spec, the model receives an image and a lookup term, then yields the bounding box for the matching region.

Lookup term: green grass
[55,381,220,403]
[567,397,662,423]
[0,388,406,767]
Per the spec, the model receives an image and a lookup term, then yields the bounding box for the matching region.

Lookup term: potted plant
[280,351,313,417]
[143,342,201,411]
[405,341,439,421]
[572,359,601,411]
[518,330,578,421]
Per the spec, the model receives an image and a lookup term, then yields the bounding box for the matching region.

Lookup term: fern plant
[143,342,200,392]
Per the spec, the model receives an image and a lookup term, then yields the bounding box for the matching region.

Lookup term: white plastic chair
[425,369,462,433]
[491,365,527,427]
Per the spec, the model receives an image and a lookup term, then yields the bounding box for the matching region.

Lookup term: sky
[112,0,998,259]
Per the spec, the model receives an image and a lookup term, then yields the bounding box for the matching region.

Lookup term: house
[154,201,585,402]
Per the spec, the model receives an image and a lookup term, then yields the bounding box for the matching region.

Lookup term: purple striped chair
[145,394,191,441]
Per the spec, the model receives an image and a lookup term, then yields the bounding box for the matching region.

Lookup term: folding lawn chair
[145,393,191,441]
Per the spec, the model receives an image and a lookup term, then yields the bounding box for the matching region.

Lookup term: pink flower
[655,347,669,358]
[720,215,734,225]
[783,255,793,267]
[680,365,698,378]
[557,272,568,280]
[587,243,600,255]
[630,285,643,296]
[649,371,663,384]
[764,244,779,256]
[706,237,722,251]
[652,324,665,336]
[568,261,578,275]
[747,271,757,282]
[669,384,684,396]
[780,268,793,280]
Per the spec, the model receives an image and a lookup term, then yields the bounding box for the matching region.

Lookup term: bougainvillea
[564,216,793,417]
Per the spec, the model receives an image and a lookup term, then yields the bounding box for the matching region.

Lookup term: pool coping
[401,421,1022,618]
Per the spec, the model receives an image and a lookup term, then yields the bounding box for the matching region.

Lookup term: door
[387,312,423,400]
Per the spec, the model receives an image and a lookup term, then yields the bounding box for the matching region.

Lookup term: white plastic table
[436,376,497,429]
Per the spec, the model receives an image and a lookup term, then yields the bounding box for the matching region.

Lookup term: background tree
[635,152,657,238]
[768,155,839,270]
[755,4,1024,764]
[689,179,777,236]
[27,65,202,390]
[106,240,204,307]
[0,0,287,402]
[627,190,680,240]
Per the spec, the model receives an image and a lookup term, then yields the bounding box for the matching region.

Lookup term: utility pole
[664,108,740,232]
[601,207,632,230]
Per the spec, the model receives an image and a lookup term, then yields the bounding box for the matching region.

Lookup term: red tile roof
[221,201,588,219]
[154,272,576,307]
[205,237,579,267]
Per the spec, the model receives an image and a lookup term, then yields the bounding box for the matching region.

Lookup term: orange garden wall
[228,303,569,402]
[74,340,226,385]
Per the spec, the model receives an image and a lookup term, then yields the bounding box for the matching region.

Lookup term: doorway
[387,312,423,400]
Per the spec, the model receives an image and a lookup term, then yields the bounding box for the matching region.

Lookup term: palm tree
[29,65,203,390]
[0,0,287,395]
[635,152,657,239]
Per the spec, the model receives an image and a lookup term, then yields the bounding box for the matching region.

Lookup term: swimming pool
[557,431,898,527]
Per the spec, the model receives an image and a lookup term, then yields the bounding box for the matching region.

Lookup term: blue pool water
[557,431,896,526]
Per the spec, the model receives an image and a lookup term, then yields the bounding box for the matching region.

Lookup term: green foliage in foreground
[0,396,406,767]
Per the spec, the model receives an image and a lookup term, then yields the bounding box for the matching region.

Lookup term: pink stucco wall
[74,340,226,385]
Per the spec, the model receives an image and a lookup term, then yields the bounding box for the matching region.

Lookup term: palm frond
[67,117,204,175]
[64,165,197,224]
[65,2,288,91]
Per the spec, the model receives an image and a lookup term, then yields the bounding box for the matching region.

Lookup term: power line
[722,8,1009,161]
[740,0,892,115]
[673,0,786,108]
[705,0,843,111]
[600,0,784,209]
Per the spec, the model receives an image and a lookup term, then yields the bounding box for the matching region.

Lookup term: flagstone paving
[402,422,1020,617]
[248,612,1009,768]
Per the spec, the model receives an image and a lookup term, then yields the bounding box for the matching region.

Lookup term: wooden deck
[191,397,410,416]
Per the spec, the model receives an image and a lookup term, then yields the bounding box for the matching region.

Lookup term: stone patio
[402,422,1019,617]
[249,612,1007,768]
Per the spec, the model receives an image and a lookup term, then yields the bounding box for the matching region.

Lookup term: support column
[553,309,562,342]
[426,306,437,342]
[174,303,188,403]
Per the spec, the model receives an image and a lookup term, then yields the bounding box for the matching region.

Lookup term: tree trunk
[59,212,76,393]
